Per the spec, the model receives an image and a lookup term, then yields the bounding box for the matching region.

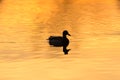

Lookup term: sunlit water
[0,0,120,80]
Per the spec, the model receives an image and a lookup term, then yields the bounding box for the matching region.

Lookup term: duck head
[63,30,71,36]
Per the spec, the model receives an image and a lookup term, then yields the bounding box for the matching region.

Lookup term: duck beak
[68,33,71,36]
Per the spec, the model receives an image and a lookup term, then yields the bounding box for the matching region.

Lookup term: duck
[48,30,71,46]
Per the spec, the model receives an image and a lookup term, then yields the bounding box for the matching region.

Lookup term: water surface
[0,0,120,80]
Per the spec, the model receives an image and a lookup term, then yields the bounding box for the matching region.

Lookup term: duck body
[48,36,69,46]
[48,30,70,47]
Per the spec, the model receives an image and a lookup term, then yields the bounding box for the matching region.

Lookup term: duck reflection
[48,30,71,55]
[63,46,71,55]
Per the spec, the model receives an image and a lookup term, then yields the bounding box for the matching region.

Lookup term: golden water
[0,0,120,80]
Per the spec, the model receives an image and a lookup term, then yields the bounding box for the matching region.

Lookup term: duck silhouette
[48,30,71,47]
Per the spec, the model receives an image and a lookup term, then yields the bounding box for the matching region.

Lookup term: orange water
[0,0,120,80]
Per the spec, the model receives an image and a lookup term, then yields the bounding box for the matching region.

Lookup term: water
[0,0,120,80]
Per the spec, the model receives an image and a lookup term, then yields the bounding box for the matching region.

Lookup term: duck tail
[46,36,53,40]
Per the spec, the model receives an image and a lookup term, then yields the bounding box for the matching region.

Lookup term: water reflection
[117,0,120,9]
[63,46,71,55]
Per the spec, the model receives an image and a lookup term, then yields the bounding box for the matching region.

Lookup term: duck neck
[63,34,67,38]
